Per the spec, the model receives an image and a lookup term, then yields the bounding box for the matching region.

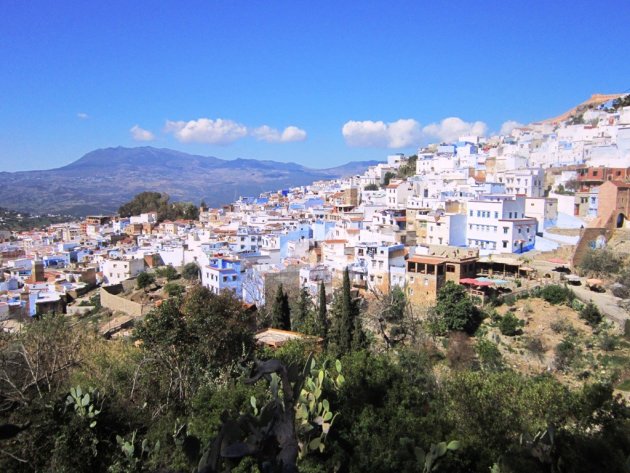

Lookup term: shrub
[164,282,185,298]
[363,183,379,191]
[182,262,201,281]
[524,336,546,357]
[599,333,618,351]
[550,318,576,335]
[571,299,585,312]
[156,265,179,281]
[499,312,524,336]
[136,271,155,290]
[580,302,602,327]
[504,295,516,306]
[555,338,579,371]
[541,285,574,305]
[625,319,630,340]
[475,339,503,371]
[579,248,622,275]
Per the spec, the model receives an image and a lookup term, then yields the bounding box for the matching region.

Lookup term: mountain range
[0,147,380,216]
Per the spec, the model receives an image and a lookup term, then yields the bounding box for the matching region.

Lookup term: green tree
[363,183,379,191]
[164,282,185,298]
[383,171,396,186]
[329,268,363,355]
[270,284,291,330]
[433,281,481,334]
[134,286,255,405]
[182,262,201,281]
[156,264,179,281]
[292,287,316,334]
[136,271,155,290]
[499,312,524,336]
[317,281,328,338]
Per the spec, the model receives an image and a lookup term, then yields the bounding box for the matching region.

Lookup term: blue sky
[1,0,629,171]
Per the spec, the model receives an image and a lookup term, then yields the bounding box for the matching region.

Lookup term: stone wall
[100,284,147,318]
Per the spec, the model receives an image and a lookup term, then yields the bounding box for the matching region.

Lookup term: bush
[579,249,622,275]
[433,281,482,334]
[475,339,503,371]
[156,265,179,281]
[182,262,201,281]
[163,282,185,298]
[599,333,618,351]
[499,312,523,336]
[136,271,155,290]
[580,302,602,327]
[524,336,546,357]
[625,319,630,340]
[555,338,579,371]
[550,318,576,335]
[363,183,379,191]
[541,285,574,305]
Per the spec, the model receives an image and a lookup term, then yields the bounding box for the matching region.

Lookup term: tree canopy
[118,191,199,222]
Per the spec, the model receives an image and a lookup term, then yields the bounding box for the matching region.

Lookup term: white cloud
[77,112,89,120]
[499,120,524,136]
[422,117,488,143]
[130,125,155,142]
[164,118,248,145]
[342,119,422,148]
[252,125,307,143]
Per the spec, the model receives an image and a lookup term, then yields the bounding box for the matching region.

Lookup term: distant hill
[538,93,625,124]
[0,147,380,216]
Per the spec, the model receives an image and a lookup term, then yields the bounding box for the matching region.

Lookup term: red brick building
[597,180,630,228]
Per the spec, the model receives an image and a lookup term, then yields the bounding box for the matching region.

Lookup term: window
[469,210,473,216]
[503,227,509,234]
[494,211,499,218]
[446,264,455,273]
[502,241,508,248]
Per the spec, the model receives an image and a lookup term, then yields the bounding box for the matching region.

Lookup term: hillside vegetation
[0,274,629,472]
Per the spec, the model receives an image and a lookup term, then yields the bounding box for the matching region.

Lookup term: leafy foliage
[499,311,524,336]
[579,302,602,327]
[155,265,179,281]
[579,248,622,275]
[270,284,291,330]
[432,281,481,334]
[136,271,155,290]
[328,268,364,356]
[540,284,574,305]
[118,191,199,222]
[182,262,201,281]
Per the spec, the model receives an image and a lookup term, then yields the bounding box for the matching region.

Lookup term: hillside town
[2,96,630,332]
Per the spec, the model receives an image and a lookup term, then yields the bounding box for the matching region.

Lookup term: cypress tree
[270,284,291,330]
[317,281,328,338]
[330,267,360,355]
[293,287,312,333]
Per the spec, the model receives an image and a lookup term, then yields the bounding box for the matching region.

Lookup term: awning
[460,278,494,287]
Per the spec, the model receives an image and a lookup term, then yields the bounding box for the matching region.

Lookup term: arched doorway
[617,213,627,228]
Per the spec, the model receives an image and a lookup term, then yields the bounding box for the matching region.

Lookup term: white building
[466,196,537,254]
[102,258,146,286]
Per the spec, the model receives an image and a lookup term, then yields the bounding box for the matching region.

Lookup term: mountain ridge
[0,147,380,216]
